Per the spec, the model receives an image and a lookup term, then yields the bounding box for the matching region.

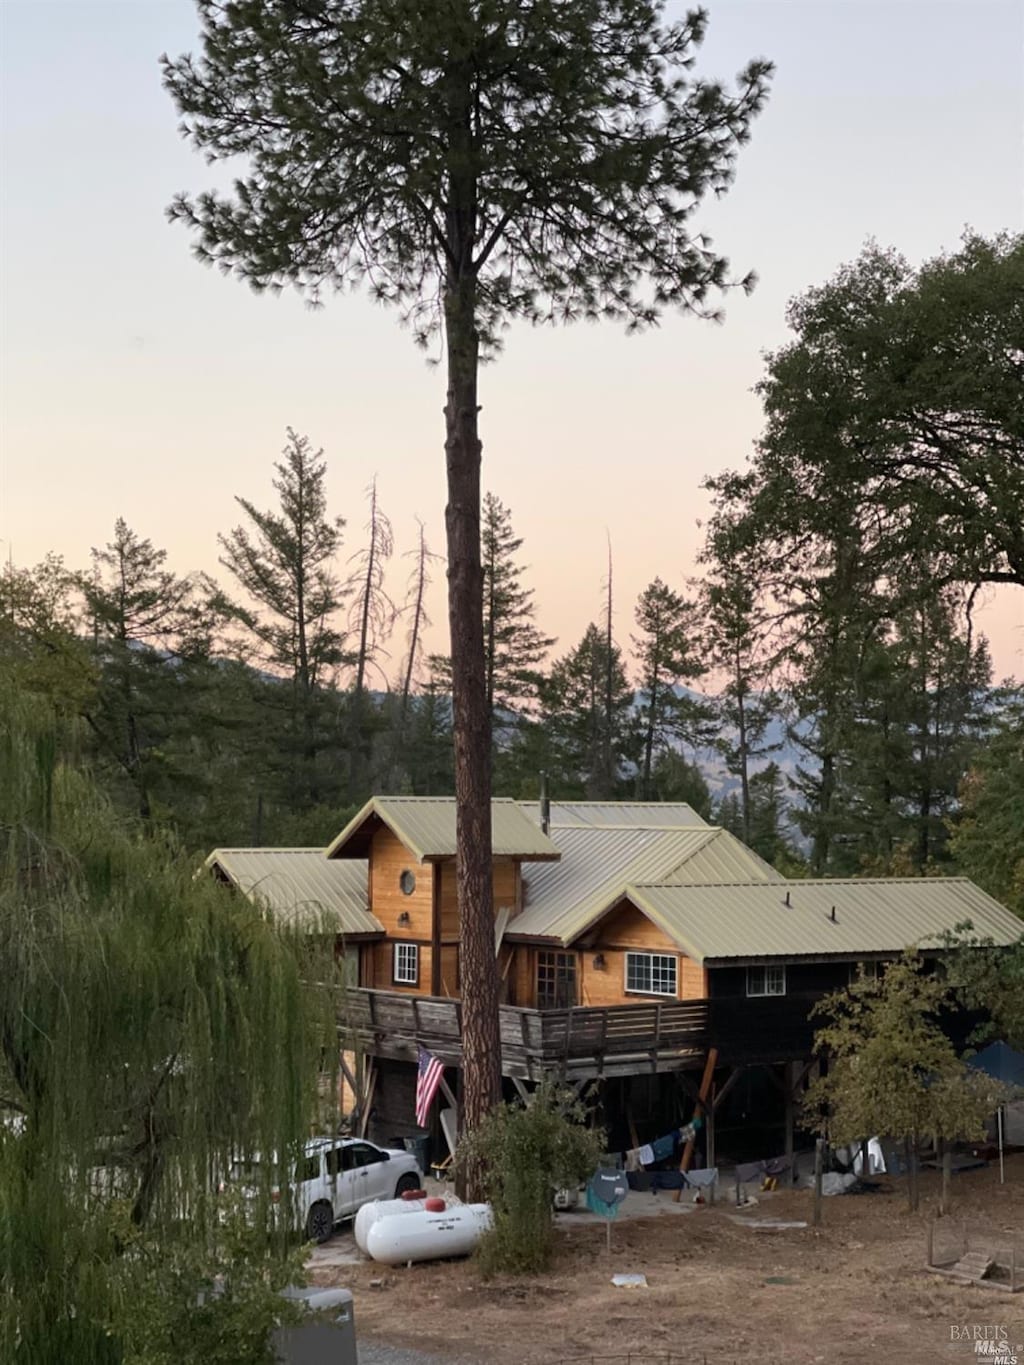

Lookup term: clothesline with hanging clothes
[733,1155,791,1194]
[623,1118,703,1172]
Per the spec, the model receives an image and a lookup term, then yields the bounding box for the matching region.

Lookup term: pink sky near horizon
[1,0,1021,682]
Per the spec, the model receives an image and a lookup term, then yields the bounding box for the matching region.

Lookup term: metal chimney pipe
[539,771,550,835]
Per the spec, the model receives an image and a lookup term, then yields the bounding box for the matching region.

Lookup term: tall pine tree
[482,493,555,725]
[541,623,635,798]
[80,520,211,824]
[218,429,350,808]
[164,0,772,1165]
[631,577,708,798]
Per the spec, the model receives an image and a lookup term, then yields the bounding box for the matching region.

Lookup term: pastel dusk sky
[1,0,1022,679]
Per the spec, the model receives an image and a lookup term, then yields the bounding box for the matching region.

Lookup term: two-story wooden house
[206,795,1023,1166]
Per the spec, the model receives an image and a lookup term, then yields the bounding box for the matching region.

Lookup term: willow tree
[0,694,334,1361]
[163,0,772,1153]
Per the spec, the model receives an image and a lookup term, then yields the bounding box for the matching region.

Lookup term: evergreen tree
[744,762,802,869]
[79,519,211,824]
[648,749,713,819]
[631,577,708,798]
[700,566,780,846]
[482,493,555,726]
[404,664,456,796]
[165,0,772,1163]
[218,429,350,807]
[782,531,879,875]
[541,624,635,798]
[431,493,555,742]
[846,591,992,871]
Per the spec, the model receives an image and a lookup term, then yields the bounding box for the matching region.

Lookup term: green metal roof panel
[509,825,782,943]
[517,800,708,829]
[326,796,562,862]
[624,878,1024,964]
[206,848,382,935]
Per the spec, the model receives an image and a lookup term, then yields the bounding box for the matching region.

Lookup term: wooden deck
[337,988,819,1079]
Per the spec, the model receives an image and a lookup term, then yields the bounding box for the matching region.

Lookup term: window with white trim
[746,964,786,997]
[625,951,677,997]
[393,942,419,985]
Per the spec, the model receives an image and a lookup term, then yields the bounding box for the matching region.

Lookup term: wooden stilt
[357,1056,378,1138]
[438,1074,459,1111]
[672,1048,717,1202]
[784,1062,795,1186]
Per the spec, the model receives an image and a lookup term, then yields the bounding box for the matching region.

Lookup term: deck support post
[784,1062,795,1186]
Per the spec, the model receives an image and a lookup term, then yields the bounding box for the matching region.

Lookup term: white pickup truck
[233,1136,423,1243]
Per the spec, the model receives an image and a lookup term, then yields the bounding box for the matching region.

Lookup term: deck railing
[337,988,820,1077]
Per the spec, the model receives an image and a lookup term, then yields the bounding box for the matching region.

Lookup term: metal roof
[205,848,382,936]
[325,796,562,862]
[624,878,1024,964]
[508,826,782,943]
[517,800,708,830]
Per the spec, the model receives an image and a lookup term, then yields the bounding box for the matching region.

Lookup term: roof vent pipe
[539,772,550,836]
[784,891,791,908]
[830,905,837,922]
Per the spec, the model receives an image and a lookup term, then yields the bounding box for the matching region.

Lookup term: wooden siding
[365,940,433,994]
[370,827,434,939]
[439,945,459,998]
[508,903,707,1008]
[437,857,519,938]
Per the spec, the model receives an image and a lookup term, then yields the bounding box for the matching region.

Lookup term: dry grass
[311,1154,1024,1364]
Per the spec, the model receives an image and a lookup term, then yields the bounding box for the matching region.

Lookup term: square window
[746,964,786,997]
[625,951,677,997]
[393,942,419,985]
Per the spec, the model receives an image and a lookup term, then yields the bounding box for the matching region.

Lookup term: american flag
[415,1045,444,1129]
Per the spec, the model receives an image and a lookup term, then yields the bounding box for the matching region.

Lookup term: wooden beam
[710,1065,745,1112]
[763,1062,789,1096]
[674,1047,718,1198]
[511,1078,533,1105]
[438,1074,458,1112]
[674,1072,701,1106]
[338,1052,360,1104]
[357,1057,378,1139]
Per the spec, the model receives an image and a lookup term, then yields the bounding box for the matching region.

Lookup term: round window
[399,870,416,896]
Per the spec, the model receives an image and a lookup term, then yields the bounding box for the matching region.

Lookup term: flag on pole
[415,1045,444,1129]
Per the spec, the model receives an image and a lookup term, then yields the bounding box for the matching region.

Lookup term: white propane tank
[365,1204,492,1266]
[354,1197,429,1255]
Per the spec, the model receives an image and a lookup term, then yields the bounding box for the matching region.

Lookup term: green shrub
[456,1082,603,1276]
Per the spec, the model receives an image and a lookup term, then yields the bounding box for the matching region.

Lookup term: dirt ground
[310,1154,1024,1365]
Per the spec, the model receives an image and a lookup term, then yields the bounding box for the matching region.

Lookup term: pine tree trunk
[603,545,614,796]
[641,667,658,800]
[735,650,750,846]
[399,528,427,731]
[444,271,501,1198]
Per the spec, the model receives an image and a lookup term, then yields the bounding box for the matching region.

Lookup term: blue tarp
[967,1041,1024,1090]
